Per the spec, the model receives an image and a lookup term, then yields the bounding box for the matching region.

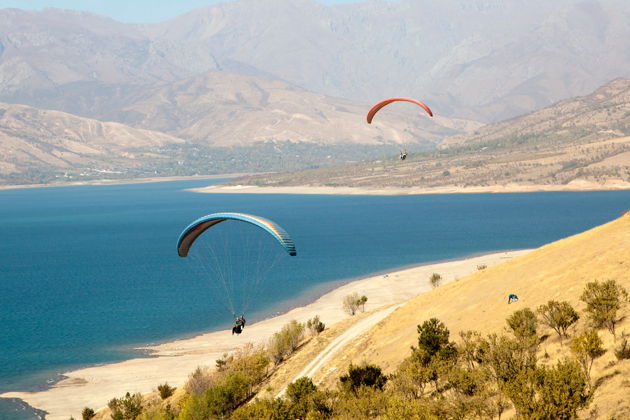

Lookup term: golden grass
[272,212,630,418]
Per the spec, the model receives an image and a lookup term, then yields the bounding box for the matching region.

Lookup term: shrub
[358,295,368,312]
[108,392,143,420]
[476,264,487,270]
[185,366,212,395]
[580,279,628,338]
[413,318,457,366]
[506,308,538,340]
[570,330,606,380]
[82,408,95,420]
[511,359,592,419]
[157,383,175,400]
[286,377,317,403]
[429,273,442,288]
[306,315,325,335]
[339,363,388,394]
[536,300,579,340]
[268,320,305,364]
[342,292,359,315]
[614,332,630,360]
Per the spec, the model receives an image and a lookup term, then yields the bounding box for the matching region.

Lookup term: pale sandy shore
[191,180,630,195]
[0,174,252,191]
[1,250,530,420]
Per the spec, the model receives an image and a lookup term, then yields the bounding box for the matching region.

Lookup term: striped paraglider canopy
[177,212,297,258]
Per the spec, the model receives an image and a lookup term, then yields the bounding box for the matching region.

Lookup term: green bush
[414,318,457,365]
[536,300,579,339]
[108,392,143,420]
[429,273,442,288]
[580,279,628,338]
[81,408,95,420]
[614,333,630,360]
[306,315,325,335]
[339,363,388,394]
[506,308,538,340]
[268,320,305,364]
[157,383,175,400]
[570,330,606,380]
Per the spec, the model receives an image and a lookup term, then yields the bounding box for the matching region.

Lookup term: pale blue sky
[0,0,376,23]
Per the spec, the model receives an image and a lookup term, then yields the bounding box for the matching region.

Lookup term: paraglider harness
[232,315,246,335]
[400,151,407,160]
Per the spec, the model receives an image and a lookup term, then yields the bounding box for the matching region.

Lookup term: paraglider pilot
[507,294,519,304]
[232,314,246,335]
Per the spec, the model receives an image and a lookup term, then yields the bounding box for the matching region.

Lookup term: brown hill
[227,79,630,190]
[269,211,630,418]
[441,78,630,148]
[0,102,184,182]
[106,71,472,146]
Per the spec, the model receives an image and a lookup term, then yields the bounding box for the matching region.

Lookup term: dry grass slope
[275,211,630,418]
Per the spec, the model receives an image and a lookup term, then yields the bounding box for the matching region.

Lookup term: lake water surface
[1,180,629,419]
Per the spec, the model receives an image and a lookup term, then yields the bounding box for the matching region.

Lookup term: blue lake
[0,179,629,419]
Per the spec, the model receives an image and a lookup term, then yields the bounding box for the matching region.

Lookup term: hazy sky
[0,0,376,23]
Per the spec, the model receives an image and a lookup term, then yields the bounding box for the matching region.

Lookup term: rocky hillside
[0,72,475,185]
[94,71,470,146]
[441,78,630,148]
[0,102,185,184]
[226,79,630,190]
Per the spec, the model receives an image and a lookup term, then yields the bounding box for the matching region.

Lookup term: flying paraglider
[366,97,433,124]
[177,212,297,258]
[177,212,297,333]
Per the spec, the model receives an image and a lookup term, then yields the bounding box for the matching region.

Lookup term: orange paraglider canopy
[366,98,433,124]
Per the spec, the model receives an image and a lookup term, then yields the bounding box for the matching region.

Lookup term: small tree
[108,392,143,420]
[286,377,319,418]
[580,279,628,338]
[306,315,325,335]
[614,332,630,360]
[529,359,592,419]
[429,273,442,288]
[358,295,368,312]
[536,300,579,340]
[570,330,606,380]
[339,363,388,394]
[157,383,175,400]
[185,366,212,395]
[268,320,305,364]
[343,292,360,315]
[506,308,538,340]
[413,318,457,367]
[82,408,95,420]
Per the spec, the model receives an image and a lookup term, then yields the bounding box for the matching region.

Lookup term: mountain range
[1,0,629,123]
[0,0,629,186]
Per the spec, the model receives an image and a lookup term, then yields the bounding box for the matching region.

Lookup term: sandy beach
[0,174,253,191]
[1,250,530,420]
[190,180,630,195]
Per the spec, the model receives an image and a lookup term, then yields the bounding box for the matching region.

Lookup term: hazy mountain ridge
[0,70,477,185]
[441,77,630,148]
[1,0,628,122]
[101,71,468,146]
[227,78,630,189]
[0,102,186,182]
